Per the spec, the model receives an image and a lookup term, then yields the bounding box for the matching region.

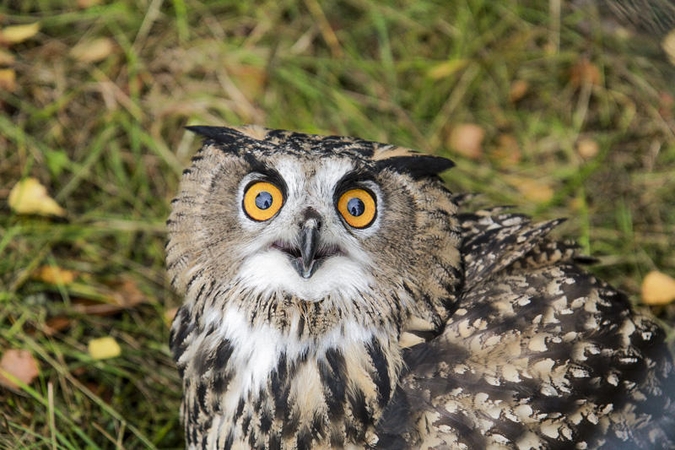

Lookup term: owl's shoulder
[387,201,675,449]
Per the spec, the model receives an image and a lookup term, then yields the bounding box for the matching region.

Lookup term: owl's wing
[384,204,675,449]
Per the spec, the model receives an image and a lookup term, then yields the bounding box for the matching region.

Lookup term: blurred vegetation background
[1,0,674,448]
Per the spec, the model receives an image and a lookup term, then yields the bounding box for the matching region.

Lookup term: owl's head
[167,126,462,333]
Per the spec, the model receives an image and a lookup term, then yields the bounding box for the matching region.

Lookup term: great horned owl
[167,125,675,449]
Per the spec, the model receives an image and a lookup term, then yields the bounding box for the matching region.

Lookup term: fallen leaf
[70,37,114,63]
[505,175,555,204]
[428,59,469,79]
[447,123,485,160]
[8,178,66,217]
[662,29,675,66]
[570,58,602,88]
[576,138,600,159]
[0,23,40,45]
[60,277,149,317]
[490,134,521,166]
[43,316,72,336]
[35,266,77,285]
[113,278,147,308]
[658,92,674,119]
[77,0,103,7]
[0,349,40,389]
[0,68,17,92]
[509,79,529,103]
[0,49,16,65]
[88,337,121,360]
[642,271,675,305]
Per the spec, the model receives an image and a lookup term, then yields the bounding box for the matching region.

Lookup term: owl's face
[229,153,386,301]
[167,126,462,332]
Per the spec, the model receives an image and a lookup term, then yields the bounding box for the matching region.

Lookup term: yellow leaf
[0,49,16,66]
[0,349,40,390]
[428,59,469,79]
[0,68,17,92]
[36,266,76,285]
[505,175,555,204]
[641,271,675,306]
[70,37,114,63]
[662,29,675,66]
[88,337,121,360]
[8,178,66,217]
[0,23,40,45]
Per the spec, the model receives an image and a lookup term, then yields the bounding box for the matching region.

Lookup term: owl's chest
[177,305,398,449]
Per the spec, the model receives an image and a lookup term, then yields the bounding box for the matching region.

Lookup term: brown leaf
[229,65,268,101]
[43,316,72,336]
[570,58,602,88]
[509,80,529,103]
[111,278,147,308]
[0,349,40,390]
[642,271,675,306]
[77,0,103,7]
[505,175,555,204]
[447,123,485,160]
[658,92,674,120]
[490,134,522,166]
[576,138,600,159]
[70,277,149,316]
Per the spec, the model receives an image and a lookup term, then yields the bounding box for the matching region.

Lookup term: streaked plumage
[167,126,675,449]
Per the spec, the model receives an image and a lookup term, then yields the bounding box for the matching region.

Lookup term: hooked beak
[296,215,321,279]
[272,209,341,279]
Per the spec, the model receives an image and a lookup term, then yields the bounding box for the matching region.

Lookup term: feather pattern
[167,127,675,449]
[394,203,675,449]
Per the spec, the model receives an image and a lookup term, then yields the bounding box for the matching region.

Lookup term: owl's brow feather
[238,154,289,194]
[375,155,455,179]
[333,168,378,192]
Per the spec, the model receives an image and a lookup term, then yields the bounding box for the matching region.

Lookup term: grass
[1,0,674,448]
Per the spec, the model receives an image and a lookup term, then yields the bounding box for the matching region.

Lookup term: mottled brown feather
[167,127,675,450]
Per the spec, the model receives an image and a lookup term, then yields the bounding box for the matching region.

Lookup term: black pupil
[347,197,365,216]
[255,191,273,210]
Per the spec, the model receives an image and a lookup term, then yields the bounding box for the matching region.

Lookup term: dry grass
[1,1,674,448]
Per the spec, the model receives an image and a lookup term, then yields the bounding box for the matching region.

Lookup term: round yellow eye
[337,188,377,229]
[243,181,284,221]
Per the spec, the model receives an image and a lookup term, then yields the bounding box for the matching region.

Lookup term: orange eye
[337,188,377,228]
[243,181,284,221]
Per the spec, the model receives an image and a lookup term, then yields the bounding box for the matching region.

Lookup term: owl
[167,125,675,450]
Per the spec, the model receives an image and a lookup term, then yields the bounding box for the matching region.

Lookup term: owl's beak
[272,209,341,279]
[296,213,321,279]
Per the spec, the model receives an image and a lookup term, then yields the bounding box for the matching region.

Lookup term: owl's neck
[173,300,403,448]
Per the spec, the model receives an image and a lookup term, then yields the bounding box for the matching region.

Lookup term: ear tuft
[376,155,454,179]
